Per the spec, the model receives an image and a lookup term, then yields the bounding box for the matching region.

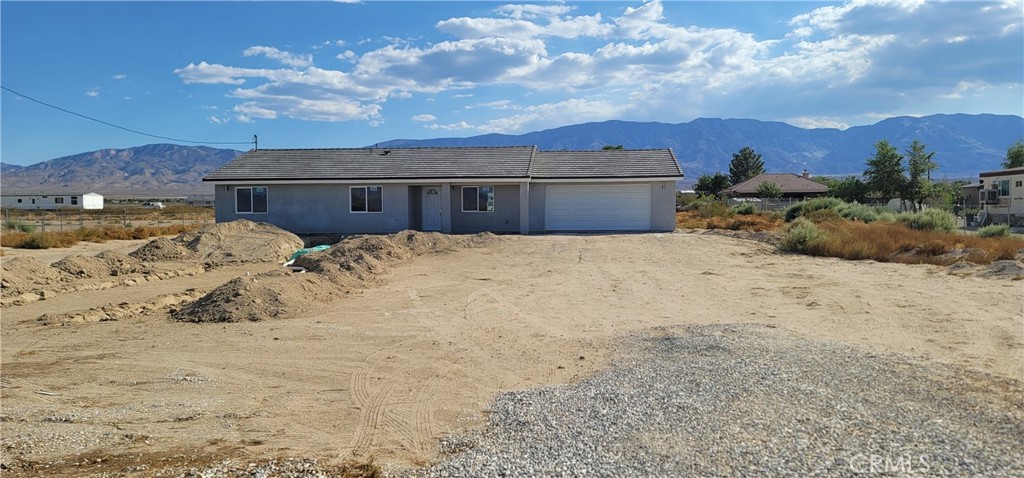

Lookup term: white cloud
[85,87,100,97]
[477,98,627,134]
[208,116,229,124]
[411,114,437,122]
[113,74,127,80]
[428,121,474,130]
[243,46,313,68]
[175,0,1022,128]
[788,117,850,130]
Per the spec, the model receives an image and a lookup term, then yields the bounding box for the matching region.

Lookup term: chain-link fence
[1,207,215,233]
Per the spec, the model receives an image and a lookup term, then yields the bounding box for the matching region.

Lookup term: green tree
[905,139,938,211]
[602,144,625,150]
[694,173,731,198]
[864,140,905,200]
[755,181,783,199]
[818,176,869,203]
[1002,140,1024,169]
[729,147,765,185]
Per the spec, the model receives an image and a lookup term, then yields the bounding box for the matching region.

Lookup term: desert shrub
[696,199,731,218]
[977,224,1011,238]
[835,202,884,223]
[3,219,36,233]
[896,209,957,233]
[730,203,757,215]
[779,218,827,253]
[0,231,29,247]
[19,232,56,249]
[784,197,844,222]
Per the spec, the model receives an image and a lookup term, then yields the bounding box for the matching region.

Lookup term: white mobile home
[0,192,104,210]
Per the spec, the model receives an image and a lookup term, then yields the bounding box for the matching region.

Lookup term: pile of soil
[0,257,67,294]
[130,237,196,262]
[175,220,304,265]
[51,251,142,278]
[171,269,337,323]
[294,230,495,285]
[173,230,495,323]
[978,260,1024,279]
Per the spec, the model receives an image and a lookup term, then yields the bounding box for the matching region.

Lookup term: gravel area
[407,324,1024,477]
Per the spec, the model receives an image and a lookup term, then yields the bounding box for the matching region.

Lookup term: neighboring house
[977,167,1024,225]
[202,146,683,234]
[960,182,982,209]
[0,192,103,210]
[723,171,828,199]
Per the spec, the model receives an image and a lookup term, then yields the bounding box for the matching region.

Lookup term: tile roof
[530,149,682,179]
[204,146,684,182]
[203,146,536,181]
[979,167,1024,177]
[725,173,829,195]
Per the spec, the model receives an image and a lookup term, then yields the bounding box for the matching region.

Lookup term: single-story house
[186,194,215,207]
[977,167,1024,225]
[724,171,828,199]
[0,192,103,210]
[202,146,683,234]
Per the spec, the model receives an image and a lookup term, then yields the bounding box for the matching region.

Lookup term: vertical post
[123,208,128,228]
[59,210,63,232]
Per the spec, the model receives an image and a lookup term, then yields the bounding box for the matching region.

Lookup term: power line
[1,85,254,146]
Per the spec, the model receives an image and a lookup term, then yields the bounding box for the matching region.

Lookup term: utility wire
[1,85,254,146]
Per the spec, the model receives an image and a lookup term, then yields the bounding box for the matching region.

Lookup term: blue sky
[2,0,1022,166]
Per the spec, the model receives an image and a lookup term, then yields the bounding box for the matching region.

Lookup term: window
[1016,180,1023,188]
[351,186,383,213]
[16,199,22,204]
[462,186,494,212]
[998,180,1010,197]
[71,196,78,205]
[235,186,268,214]
[55,197,64,204]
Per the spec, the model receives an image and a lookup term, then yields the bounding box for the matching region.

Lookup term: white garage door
[545,184,651,231]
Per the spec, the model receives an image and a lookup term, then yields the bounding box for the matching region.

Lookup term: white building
[0,192,104,210]
[978,167,1024,225]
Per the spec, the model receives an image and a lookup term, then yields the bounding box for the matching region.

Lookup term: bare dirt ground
[1,228,1022,476]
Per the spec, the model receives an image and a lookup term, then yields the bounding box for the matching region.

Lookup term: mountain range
[378,114,1023,180]
[1,114,1020,195]
[1,144,242,196]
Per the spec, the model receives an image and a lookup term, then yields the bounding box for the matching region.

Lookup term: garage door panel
[545,184,651,231]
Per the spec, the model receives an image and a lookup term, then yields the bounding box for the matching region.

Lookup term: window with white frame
[462,186,494,212]
[236,186,268,214]
[997,180,1010,197]
[351,186,383,213]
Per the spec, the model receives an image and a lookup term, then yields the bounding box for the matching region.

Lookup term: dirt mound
[174,230,495,323]
[130,237,196,262]
[95,251,143,275]
[172,270,335,323]
[978,260,1024,279]
[0,257,67,294]
[51,251,142,278]
[294,230,496,284]
[51,255,113,278]
[176,220,304,265]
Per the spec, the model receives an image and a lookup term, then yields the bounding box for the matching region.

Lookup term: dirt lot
[1,227,1022,476]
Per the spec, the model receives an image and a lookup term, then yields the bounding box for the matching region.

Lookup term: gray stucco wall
[649,180,676,231]
[214,184,410,234]
[449,184,521,233]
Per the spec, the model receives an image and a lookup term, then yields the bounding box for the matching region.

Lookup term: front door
[422,186,442,231]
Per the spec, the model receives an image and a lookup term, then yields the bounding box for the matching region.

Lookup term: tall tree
[694,173,731,198]
[864,140,905,200]
[729,147,765,185]
[905,139,938,211]
[819,176,869,203]
[755,181,783,199]
[1003,140,1024,169]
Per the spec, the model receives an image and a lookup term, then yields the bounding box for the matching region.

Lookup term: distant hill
[1,144,243,196]
[378,114,1024,179]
